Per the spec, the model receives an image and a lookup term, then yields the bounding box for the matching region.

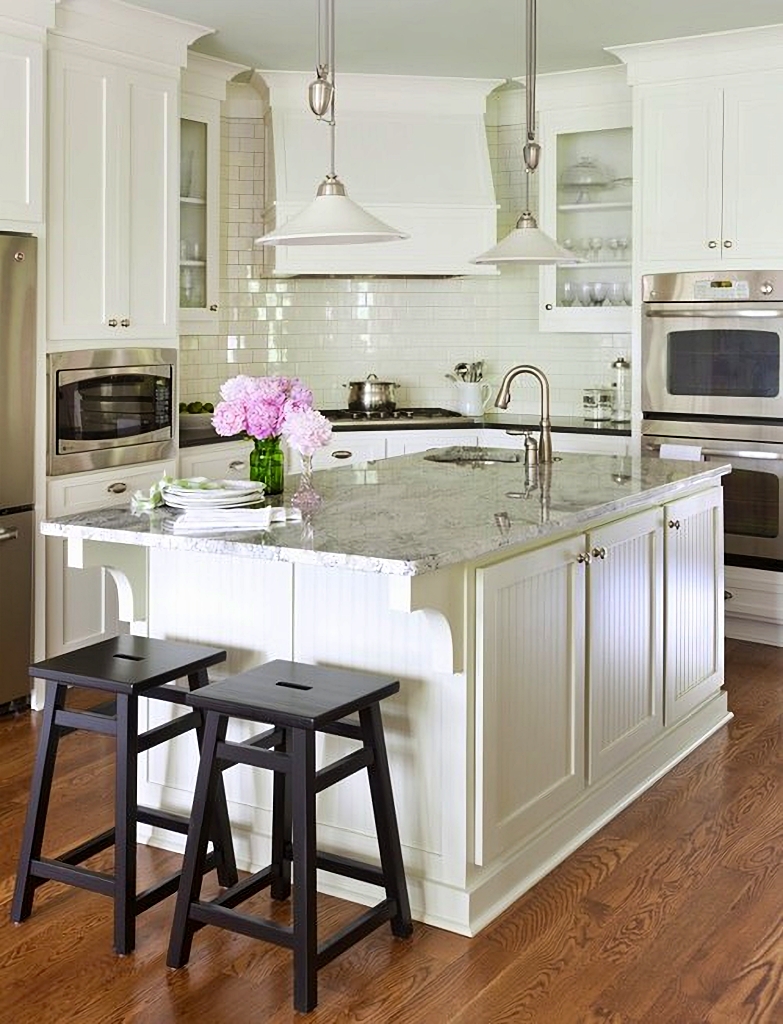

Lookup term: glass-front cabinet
[538,103,632,333]
[179,96,220,330]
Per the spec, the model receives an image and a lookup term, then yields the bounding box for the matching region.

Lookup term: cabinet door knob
[723,240,733,248]
[120,318,131,327]
[331,450,352,460]
[668,518,681,530]
[591,545,608,559]
[107,318,118,327]
[107,481,127,494]
[724,590,734,600]
[209,304,218,312]
[707,240,718,249]
[228,460,245,470]
[545,303,553,310]
[576,551,592,564]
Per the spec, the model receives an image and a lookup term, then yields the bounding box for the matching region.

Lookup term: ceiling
[128,0,783,79]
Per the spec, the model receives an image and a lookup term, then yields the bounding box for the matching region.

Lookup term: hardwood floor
[1,637,781,1023]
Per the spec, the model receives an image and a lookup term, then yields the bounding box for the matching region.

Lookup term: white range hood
[255,71,503,276]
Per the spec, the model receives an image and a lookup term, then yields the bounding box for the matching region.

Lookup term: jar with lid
[583,387,613,421]
[611,356,631,423]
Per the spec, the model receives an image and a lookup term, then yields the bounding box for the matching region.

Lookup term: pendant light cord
[525,0,536,153]
[314,0,338,180]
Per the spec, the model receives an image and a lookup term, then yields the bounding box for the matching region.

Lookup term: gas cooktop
[322,407,467,426]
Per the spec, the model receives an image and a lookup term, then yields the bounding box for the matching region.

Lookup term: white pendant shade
[473,214,579,265]
[257,188,409,247]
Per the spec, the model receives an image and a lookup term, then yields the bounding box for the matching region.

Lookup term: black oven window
[57,373,172,440]
[722,468,779,539]
[667,329,779,398]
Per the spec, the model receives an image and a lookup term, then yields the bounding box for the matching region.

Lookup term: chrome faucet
[494,364,554,463]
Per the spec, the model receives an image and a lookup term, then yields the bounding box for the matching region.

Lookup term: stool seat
[12,635,238,955]
[167,659,412,1013]
[187,658,400,728]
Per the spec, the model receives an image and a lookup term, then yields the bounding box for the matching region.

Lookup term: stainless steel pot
[344,373,399,412]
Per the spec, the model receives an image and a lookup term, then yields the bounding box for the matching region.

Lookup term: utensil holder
[454,381,492,416]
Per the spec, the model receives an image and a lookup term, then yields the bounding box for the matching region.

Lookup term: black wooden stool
[166,659,413,1013]
[12,634,239,954]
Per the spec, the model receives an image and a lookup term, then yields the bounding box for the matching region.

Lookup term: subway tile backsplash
[179,114,629,416]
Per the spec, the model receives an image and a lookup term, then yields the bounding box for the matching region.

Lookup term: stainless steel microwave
[48,348,176,475]
[641,271,783,419]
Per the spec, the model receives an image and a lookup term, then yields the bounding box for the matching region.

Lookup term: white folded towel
[659,443,703,462]
[166,506,302,533]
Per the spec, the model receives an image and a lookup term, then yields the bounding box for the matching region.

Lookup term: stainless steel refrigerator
[0,233,36,710]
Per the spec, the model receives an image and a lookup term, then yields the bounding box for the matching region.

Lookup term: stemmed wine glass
[617,237,630,261]
[588,237,603,262]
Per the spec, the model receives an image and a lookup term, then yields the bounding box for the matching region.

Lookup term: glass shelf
[180,195,206,206]
[557,201,632,212]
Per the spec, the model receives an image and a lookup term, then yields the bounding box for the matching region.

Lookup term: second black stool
[12,634,238,954]
[166,659,413,1013]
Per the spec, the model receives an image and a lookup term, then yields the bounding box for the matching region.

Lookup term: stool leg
[167,710,228,969]
[360,703,413,938]
[11,680,68,923]
[270,726,291,901]
[188,670,237,889]
[291,727,318,1013]
[114,693,138,955]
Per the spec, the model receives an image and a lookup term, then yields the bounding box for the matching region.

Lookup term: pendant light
[473,0,577,265]
[256,0,408,246]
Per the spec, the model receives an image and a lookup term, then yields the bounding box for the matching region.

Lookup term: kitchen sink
[423,446,521,465]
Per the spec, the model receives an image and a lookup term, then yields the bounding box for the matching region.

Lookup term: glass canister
[611,356,631,422]
[583,387,613,421]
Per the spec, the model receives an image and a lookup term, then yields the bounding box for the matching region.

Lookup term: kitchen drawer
[312,433,387,470]
[47,460,176,516]
[386,429,479,456]
[179,440,252,481]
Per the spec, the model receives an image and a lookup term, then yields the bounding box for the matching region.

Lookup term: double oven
[642,270,783,571]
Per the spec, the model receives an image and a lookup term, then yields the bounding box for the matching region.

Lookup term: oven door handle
[644,308,783,318]
[645,441,783,461]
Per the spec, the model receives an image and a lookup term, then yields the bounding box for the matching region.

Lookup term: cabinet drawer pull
[591,546,608,560]
[107,482,127,494]
[107,318,118,327]
[228,460,245,470]
[707,240,718,249]
[331,450,352,460]
[120,317,131,327]
[576,552,592,564]
[723,240,733,249]
[668,519,681,530]
[0,527,19,543]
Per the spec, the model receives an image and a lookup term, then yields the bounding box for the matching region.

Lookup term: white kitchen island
[40,449,731,936]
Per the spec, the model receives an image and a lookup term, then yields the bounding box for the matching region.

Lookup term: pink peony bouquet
[212,374,332,453]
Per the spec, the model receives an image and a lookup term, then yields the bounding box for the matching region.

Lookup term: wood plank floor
[1,637,781,1023]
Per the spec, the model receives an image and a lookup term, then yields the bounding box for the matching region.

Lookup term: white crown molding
[608,23,783,85]
[0,0,55,35]
[182,52,248,102]
[52,0,213,69]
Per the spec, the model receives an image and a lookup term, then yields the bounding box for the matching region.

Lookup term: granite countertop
[178,413,632,448]
[41,451,728,577]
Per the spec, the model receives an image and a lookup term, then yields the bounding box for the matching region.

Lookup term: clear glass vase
[291,453,322,512]
[249,435,284,496]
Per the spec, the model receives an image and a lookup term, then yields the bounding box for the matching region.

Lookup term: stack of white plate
[161,479,264,510]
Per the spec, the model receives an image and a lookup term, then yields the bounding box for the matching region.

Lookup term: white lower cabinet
[385,429,480,456]
[178,439,252,480]
[663,487,724,724]
[475,483,724,862]
[311,432,387,470]
[46,461,175,656]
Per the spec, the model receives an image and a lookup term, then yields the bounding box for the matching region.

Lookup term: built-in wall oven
[641,270,783,570]
[48,348,176,475]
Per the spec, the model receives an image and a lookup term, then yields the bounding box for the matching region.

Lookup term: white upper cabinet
[48,49,178,342]
[535,68,633,333]
[612,26,783,270]
[179,53,247,333]
[0,31,44,225]
[47,0,210,344]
